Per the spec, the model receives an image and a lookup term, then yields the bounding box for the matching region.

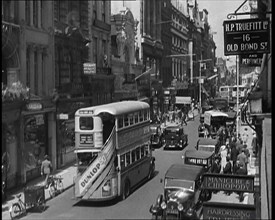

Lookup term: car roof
[197,138,218,145]
[185,149,214,159]
[165,164,204,180]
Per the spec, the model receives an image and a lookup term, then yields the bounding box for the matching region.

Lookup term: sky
[197,0,250,59]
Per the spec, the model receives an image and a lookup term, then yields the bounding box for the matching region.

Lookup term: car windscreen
[165,179,194,191]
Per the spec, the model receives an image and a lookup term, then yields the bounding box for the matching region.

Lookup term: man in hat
[41,155,52,187]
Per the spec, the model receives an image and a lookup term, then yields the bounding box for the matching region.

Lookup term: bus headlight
[102,180,111,196]
[177,203,184,211]
[161,201,167,209]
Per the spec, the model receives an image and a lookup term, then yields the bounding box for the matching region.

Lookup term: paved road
[17,115,200,219]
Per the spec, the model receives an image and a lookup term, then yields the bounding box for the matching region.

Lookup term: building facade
[2,0,56,187]
[54,0,114,168]
[110,7,142,101]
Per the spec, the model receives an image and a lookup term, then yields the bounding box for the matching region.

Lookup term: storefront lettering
[26,102,43,111]
[203,175,254,192]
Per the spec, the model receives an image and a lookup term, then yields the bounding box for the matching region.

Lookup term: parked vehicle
[196,138,221,159]
[204,110,228,138]
[163,126,188,150]
[150,124,163,148]
[183,149,214,172]
[149,164,209,220]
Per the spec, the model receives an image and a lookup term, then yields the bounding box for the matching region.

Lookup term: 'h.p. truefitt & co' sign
[223,18,270,56]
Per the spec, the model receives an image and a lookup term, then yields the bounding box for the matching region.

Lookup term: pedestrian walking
[230,143,239,174]
[182,112,187,126]
[223,156,232,195]
[237,149,248,172]
[211,157,221,174]
[251,132,258,157]
[41,155,53,187]
[242,128,249,145]
[220,145,227,172]
[235,162,247,202]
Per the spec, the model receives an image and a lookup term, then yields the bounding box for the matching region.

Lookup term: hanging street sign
[223,18,270,55]
[203,202,256,219]
[202,173,254,192]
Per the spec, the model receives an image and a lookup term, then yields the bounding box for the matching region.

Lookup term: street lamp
[198,59,212,114]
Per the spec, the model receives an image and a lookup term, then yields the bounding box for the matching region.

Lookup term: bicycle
[46,175,64,198]
[9,185,46,219]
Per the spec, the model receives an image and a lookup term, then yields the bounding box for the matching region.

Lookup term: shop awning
[175,96,192,104]
[201,85,210,97]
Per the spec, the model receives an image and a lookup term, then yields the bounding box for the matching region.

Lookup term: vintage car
[162,126,188,150]
[149,164,209,220]
[150,123,163,148]
[196,138,221,159]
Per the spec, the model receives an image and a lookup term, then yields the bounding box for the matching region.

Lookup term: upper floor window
[102,0,106,22]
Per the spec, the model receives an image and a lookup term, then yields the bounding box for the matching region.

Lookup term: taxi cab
[149,164,209,220]
[183,149,214,172]
[162,126,188,150]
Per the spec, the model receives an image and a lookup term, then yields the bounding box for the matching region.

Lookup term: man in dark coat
[223,156,232,174]
[235,162,247,201]
[211,157,221,174]
[230,143,239,174]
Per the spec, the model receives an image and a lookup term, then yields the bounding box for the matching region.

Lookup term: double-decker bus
[219,86,233,100]
[73,101,155,201]
[232,85,248,101]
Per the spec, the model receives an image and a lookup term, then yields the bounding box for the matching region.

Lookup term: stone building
[54,0,114,168]
[2,0,56,187]
[110,8,143,101]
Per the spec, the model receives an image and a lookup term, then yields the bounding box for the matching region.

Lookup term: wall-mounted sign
[240,53,263,66]
[203,202,256,219]
[202,173,254,192]
[223,18,270,55]
[57,113,69,120]
[26,102,43,111]
[83,63,96,75]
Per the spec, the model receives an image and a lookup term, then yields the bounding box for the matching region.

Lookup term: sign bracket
[227,0,271,19]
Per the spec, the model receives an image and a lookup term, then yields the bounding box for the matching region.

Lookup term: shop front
[56,97,92,168]
[21,99,56,182]
[2,101,24,189]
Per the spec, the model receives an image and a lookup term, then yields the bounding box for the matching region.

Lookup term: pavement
[2,109,260,219]
[2,163,77,220]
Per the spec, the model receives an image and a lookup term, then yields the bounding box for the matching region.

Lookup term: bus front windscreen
[79,117,94,130]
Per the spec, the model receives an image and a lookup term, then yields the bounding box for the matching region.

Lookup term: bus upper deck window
[80,117,94,130]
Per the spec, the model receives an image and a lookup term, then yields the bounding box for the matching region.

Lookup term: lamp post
[198,59,212,114]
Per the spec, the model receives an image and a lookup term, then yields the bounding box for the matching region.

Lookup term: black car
[163,126,188,150]
[149,164,209,220]
[150,124,163,148]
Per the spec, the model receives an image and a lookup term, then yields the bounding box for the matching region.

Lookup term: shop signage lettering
[26,102,43,111]
[203,202,256,219]
[202,173,254,192]
[240,54,263,66]
[83,63,96,75]
[223,18,270,55]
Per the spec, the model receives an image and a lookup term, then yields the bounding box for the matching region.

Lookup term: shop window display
[24,114,47,173]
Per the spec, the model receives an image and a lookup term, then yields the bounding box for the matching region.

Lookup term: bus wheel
[122,180,130,200]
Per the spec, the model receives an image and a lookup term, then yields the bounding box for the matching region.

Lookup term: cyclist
[41,155,52,187]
